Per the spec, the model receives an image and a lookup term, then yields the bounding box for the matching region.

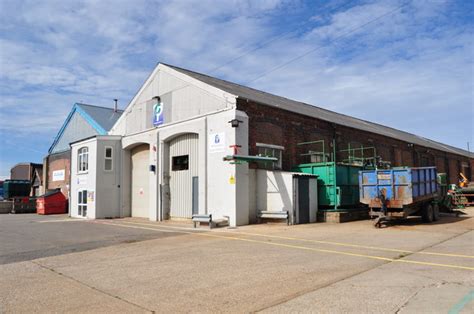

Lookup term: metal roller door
[169,134,198,218]
[131,144,149,218]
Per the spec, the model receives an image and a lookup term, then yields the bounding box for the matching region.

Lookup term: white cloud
[0,0,472,173]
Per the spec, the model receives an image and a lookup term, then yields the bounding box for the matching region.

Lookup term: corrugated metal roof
[164,64,472,158]
[76,103,123,131]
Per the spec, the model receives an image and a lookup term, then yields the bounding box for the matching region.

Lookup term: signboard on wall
[52,169,65,181]
[87,191,95,203]
[209,132,226,153]
[153,100,164,127]
[77,176,87,185]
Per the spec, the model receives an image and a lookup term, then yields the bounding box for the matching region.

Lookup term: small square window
[104,146,113,171]
[105,147,112,158]
[172,155,189,171]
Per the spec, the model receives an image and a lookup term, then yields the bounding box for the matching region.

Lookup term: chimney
[113,99,118,112]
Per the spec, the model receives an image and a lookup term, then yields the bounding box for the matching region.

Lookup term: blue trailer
[359,167,439,227]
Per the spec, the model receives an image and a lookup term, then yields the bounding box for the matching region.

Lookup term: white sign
[52,169,65,181]
[77,176,87,185]
[87,191,95,203]
[209,132,226,153]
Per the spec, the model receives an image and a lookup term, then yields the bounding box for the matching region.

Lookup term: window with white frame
[78,147,89,172]
[78,190,87,217]
[256,143,284,170]
[104,146,113,171]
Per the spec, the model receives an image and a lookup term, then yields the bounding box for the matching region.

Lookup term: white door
[131,144,150,218]
[169,134,198,218]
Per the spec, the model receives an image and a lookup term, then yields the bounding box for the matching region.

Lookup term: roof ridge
[77,102,124,112]
[162,63,472,158]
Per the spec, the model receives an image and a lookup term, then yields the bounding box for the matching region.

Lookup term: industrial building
[10,162,43,196]
[69,63,473,226]
[43,103,123,199]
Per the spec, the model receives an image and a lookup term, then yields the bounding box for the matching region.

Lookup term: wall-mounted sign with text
[209,132,226,153]
[52,169,65,181]
[77,176,87,185]
[87,191,95,203]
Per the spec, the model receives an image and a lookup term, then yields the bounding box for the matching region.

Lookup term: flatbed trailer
[359,167,439,227]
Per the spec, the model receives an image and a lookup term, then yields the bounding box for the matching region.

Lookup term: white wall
[70,138,97,219]
[253,170,318,224]
[256,170,294,214]
[70,136,122,219]
[122,129,159,221]
[206,109,249,226]
[154,109,248,227]
[248,169,257,224]
[95,137,122,218]
[110,64,236,137]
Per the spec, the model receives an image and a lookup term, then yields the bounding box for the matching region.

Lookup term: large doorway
[169,134,199,218]
[131,144,150,218]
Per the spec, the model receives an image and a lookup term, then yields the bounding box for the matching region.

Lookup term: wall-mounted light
[228,119,243,128]
[149,165,156,173]
[152,96,161,102]
[408,143,414,148]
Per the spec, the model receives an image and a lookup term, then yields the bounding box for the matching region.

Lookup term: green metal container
[3,180,30,199]
[293,162,361,210]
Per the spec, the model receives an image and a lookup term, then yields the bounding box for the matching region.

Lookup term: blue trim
[48,103,107,154]
[48,104,78,154]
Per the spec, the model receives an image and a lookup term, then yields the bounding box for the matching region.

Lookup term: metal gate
[131,144,150,218]
[169,134,199,218]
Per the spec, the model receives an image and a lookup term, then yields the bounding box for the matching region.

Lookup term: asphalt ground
[1,209,473,313]
[0,214,184,265]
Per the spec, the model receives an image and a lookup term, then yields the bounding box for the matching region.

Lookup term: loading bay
[1,210,473,313]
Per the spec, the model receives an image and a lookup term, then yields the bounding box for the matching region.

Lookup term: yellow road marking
[96,221,474,271]
[37,219,85,223]
[115,220,474,259]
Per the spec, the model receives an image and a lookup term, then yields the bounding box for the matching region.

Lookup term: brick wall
[10,164,31,180]
[236,99,472,184]
[45,150,71,198]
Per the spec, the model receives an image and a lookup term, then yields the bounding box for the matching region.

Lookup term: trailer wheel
[433,204,440,221]
[422,203,434,223]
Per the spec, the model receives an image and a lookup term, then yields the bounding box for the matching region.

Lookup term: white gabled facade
[70,63,317,226]
[70,64,252,226]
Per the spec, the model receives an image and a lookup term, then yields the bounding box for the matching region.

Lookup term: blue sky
[0,0,473,179]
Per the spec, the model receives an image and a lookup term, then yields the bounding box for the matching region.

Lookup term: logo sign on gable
[153,101,164,127]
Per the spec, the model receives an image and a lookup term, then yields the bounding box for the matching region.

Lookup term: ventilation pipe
[113,99,118,112]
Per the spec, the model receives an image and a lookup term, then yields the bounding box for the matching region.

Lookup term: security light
[228,119,243,128]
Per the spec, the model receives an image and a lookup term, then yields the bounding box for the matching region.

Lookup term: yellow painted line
[97,221,474,271]
[115,220,474,260]
[37,219,85,223]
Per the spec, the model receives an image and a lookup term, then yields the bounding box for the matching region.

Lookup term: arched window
[78,147,89,172]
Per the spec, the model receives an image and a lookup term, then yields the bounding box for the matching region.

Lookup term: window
[104,146,113,171]
[172,155,189,171]
[78,190,87,217]
[78,147,89,172]
[256,143,284,170]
